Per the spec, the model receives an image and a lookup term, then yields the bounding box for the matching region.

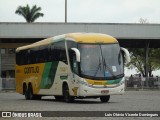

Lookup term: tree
[127,48,160,77]
[139,18,149,24]
[127,48,145,76]
[15,4,44,23]
[148,48,160,76]
[127,18,160,77]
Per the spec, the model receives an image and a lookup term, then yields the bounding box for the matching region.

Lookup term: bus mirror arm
[121,47,130,64]
[71,48,81,62]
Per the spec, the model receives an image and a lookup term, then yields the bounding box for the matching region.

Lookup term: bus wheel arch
[62,82,74,103]
[23,83,27,95]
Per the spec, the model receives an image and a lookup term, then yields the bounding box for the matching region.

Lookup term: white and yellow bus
[15,33,130,102]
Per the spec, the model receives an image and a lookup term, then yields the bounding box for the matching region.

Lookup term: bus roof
[16,33,118,52]
[66,33,117,43]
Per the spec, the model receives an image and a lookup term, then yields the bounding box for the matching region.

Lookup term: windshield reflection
[79,44,124,80]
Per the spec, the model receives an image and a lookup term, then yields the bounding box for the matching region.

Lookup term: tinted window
[16,40,68,65]
[54,41,67,64]
[67,41,77,72]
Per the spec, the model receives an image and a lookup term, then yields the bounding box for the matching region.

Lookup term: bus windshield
[79,44,124,80]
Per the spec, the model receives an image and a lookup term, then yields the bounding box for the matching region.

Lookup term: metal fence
[0,77,160,90]
[1,54,15,70]
[0,78,15,90]
[125,76,160,89]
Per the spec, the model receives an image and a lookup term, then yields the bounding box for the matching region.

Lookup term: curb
[0,90,16,93]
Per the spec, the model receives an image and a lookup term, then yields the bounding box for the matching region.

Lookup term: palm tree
[15,4,44,23]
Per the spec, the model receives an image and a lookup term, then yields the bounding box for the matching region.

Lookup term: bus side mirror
[71,48,80,62]
[121,47,130,64]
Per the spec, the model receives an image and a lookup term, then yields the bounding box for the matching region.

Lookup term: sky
[0,0,160,76]
[0,0,160,23]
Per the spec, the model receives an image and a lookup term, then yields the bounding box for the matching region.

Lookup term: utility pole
[145,40,150,87]
[65,0,67,23]
[0,49,2,90]
[0,49,1,77]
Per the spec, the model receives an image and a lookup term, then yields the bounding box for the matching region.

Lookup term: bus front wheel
[100,95,110,102]
[63,84,74,103]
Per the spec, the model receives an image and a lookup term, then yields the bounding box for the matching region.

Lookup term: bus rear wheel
[63,84,74,103]
[100,95,110,102]
[55,96,64,100]
[25,84,41,100]
[34,95,42,100]
[28,84,34,100]
[23,84,29,100]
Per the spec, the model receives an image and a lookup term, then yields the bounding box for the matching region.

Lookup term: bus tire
[63,84,74,103]
[23,84,29,100]
[28,84,34,100]
[34,95,42,100]
[100,95,110,102]
[55,96,64,100]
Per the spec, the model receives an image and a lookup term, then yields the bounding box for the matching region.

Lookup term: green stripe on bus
[106,78,122,85]
[40,62,58,89]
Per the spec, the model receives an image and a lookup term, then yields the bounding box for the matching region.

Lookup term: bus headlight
[78,78,89,86]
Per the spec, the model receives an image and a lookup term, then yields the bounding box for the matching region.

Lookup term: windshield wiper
[103,57,116,78]
[99,45,116,78]
[94,57,102,77]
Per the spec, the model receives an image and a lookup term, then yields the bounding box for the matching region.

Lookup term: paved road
[0,91,160,120]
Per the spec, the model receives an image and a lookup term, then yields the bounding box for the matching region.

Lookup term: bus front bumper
[78,83,125,97]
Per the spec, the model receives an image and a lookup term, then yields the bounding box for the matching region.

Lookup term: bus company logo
[60,67,67,72]
[2,112,11,117]
[24,66,39,74]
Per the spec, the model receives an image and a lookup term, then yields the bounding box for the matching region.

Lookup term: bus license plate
[101,90,109,94]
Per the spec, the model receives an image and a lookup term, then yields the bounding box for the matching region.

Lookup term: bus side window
[48,46,52,61]
[67,41,78,73]
[59,50,67,64]
[54,41,68,64]
[21,50,28,65]
[19,51,23,65]
[39,46,48,63]
[73,54,79,74]
[39,47,43,63]
[43,47,48,62]
[50,44,55,61]
[29,47,39,64]
[16,51,20,65]
[27,49,31,64]
[69,50,79,74]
